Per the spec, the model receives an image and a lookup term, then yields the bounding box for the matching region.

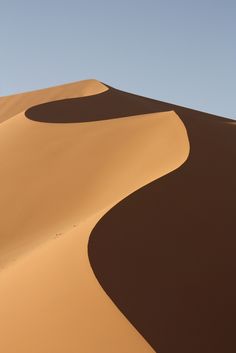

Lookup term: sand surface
[0,80,189,352]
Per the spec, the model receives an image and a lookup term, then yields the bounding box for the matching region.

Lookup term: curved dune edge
[0,110,189,352]
[88,115,236,351]
[0,79,108,124]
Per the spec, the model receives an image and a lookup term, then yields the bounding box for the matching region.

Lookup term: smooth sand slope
[88,91,236,352]
[0,81,189,353]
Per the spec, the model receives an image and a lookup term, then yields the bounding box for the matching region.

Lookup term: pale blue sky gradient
[1,0,235,118]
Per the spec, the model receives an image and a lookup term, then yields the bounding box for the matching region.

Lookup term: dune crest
[0,79,108,123]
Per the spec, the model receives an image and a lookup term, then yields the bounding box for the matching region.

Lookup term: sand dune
[0,81,189,353]
[1,79,234,353]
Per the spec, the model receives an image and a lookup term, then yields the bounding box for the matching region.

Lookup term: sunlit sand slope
[0,110,188,267]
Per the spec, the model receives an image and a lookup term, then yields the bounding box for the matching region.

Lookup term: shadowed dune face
[88,93,236,352]
[25,86,175,123]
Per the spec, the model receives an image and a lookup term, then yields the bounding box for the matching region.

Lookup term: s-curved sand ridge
[0,81,189,353]
[88,91,236,352]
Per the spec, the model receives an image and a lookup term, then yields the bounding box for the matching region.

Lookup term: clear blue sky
[1,0,235,119]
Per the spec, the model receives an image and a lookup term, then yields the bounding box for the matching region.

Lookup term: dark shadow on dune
[25,86,166,123]
[87,91,236,353]
[24,85,191,123]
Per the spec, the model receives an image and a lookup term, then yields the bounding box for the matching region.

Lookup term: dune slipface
[88,92,236,352]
